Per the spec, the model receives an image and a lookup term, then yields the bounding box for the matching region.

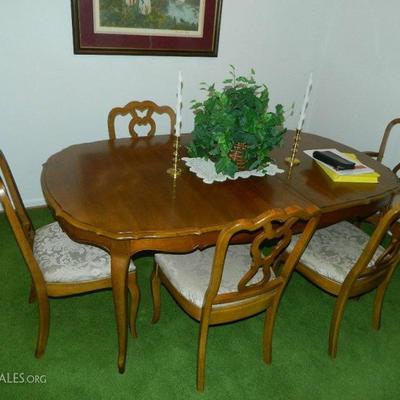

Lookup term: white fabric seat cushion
[155,244,272,308]
[287,221,385,284]
[33,222,136,283]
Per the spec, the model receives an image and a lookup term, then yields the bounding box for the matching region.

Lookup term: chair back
[352,204,400,284]
[203,205,319,309]
[0,150,34,245]
[0,152,46,289]
[377,118,400,162]
[107,100,176,139]
[364,119,400,175]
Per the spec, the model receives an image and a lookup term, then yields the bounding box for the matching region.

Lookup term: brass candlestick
[285,129,302,167]
[166,135,182,178]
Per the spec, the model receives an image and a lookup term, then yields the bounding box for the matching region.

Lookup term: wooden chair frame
[362,118,400,224]
[151,206,320,391]
[0,150,139,359]
[365,118,400,175]
[295,205,400,358]
[107,100,176,139]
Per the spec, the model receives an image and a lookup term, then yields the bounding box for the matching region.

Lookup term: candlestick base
[166,167,182,178]
[284,156,300,165]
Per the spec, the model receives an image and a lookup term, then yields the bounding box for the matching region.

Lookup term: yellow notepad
[316,153,380,183]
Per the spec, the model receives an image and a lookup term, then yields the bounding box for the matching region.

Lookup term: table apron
[56,195,390,257]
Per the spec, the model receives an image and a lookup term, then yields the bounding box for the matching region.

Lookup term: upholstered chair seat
[33,222,136,283]
[155,244,272,308]
[288,221,385,283]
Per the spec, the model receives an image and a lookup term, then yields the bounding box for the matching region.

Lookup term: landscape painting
[95,0,204,37]
[71,0,223,56]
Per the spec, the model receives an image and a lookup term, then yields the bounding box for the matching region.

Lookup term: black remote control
[313,150,356,170]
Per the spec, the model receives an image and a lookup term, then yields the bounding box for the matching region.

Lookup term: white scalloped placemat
[182,157,284,184]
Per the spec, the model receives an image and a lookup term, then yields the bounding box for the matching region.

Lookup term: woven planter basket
[229,142,248,171]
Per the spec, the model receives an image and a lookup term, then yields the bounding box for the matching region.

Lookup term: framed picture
[71,0,223,56]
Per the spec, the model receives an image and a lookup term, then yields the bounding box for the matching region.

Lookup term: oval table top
[41,131,400,249]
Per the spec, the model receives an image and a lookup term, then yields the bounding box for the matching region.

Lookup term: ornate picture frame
[71,0,223,56]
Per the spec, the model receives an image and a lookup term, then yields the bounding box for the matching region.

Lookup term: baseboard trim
[24,198,47,208]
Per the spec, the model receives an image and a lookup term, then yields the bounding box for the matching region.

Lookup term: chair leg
[28,282,37,304]
[197,319,210,392]
[328,294,349,359]
[35,294,50,358]
[372,284,385,331]
[151,263,161,324]
[263,297,280,364]
[127,272,140,337]
[372,266,396,330]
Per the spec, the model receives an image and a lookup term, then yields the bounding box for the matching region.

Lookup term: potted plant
[187,66,286,177]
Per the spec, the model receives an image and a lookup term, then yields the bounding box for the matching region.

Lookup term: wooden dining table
[41,131,400,372]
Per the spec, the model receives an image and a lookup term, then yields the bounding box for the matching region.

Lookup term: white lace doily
[182,157,284,184]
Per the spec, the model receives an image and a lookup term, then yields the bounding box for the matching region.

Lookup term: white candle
[297,72,313,131]
[175,71,183,137]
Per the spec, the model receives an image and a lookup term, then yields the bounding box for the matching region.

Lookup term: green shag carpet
[0,208,399,399]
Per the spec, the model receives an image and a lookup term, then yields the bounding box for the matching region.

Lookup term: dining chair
[363,118,400,221]
[364,118,400,175]
[151,206,320,391]
[0,150,139,359]
[107,100,176,139]
[287,204,400,358]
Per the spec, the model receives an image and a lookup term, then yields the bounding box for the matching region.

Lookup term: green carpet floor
[1,208,399,399]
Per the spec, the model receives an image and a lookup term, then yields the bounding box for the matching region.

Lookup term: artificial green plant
[187,66,286,176]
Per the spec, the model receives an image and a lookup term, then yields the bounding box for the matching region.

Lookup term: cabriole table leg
[111,252,131,373]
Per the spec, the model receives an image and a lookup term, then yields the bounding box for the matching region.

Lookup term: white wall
[0,1,398,206]
[311,0,400,170]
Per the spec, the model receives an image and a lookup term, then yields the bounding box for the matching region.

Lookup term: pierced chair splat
[107,100,176,139]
